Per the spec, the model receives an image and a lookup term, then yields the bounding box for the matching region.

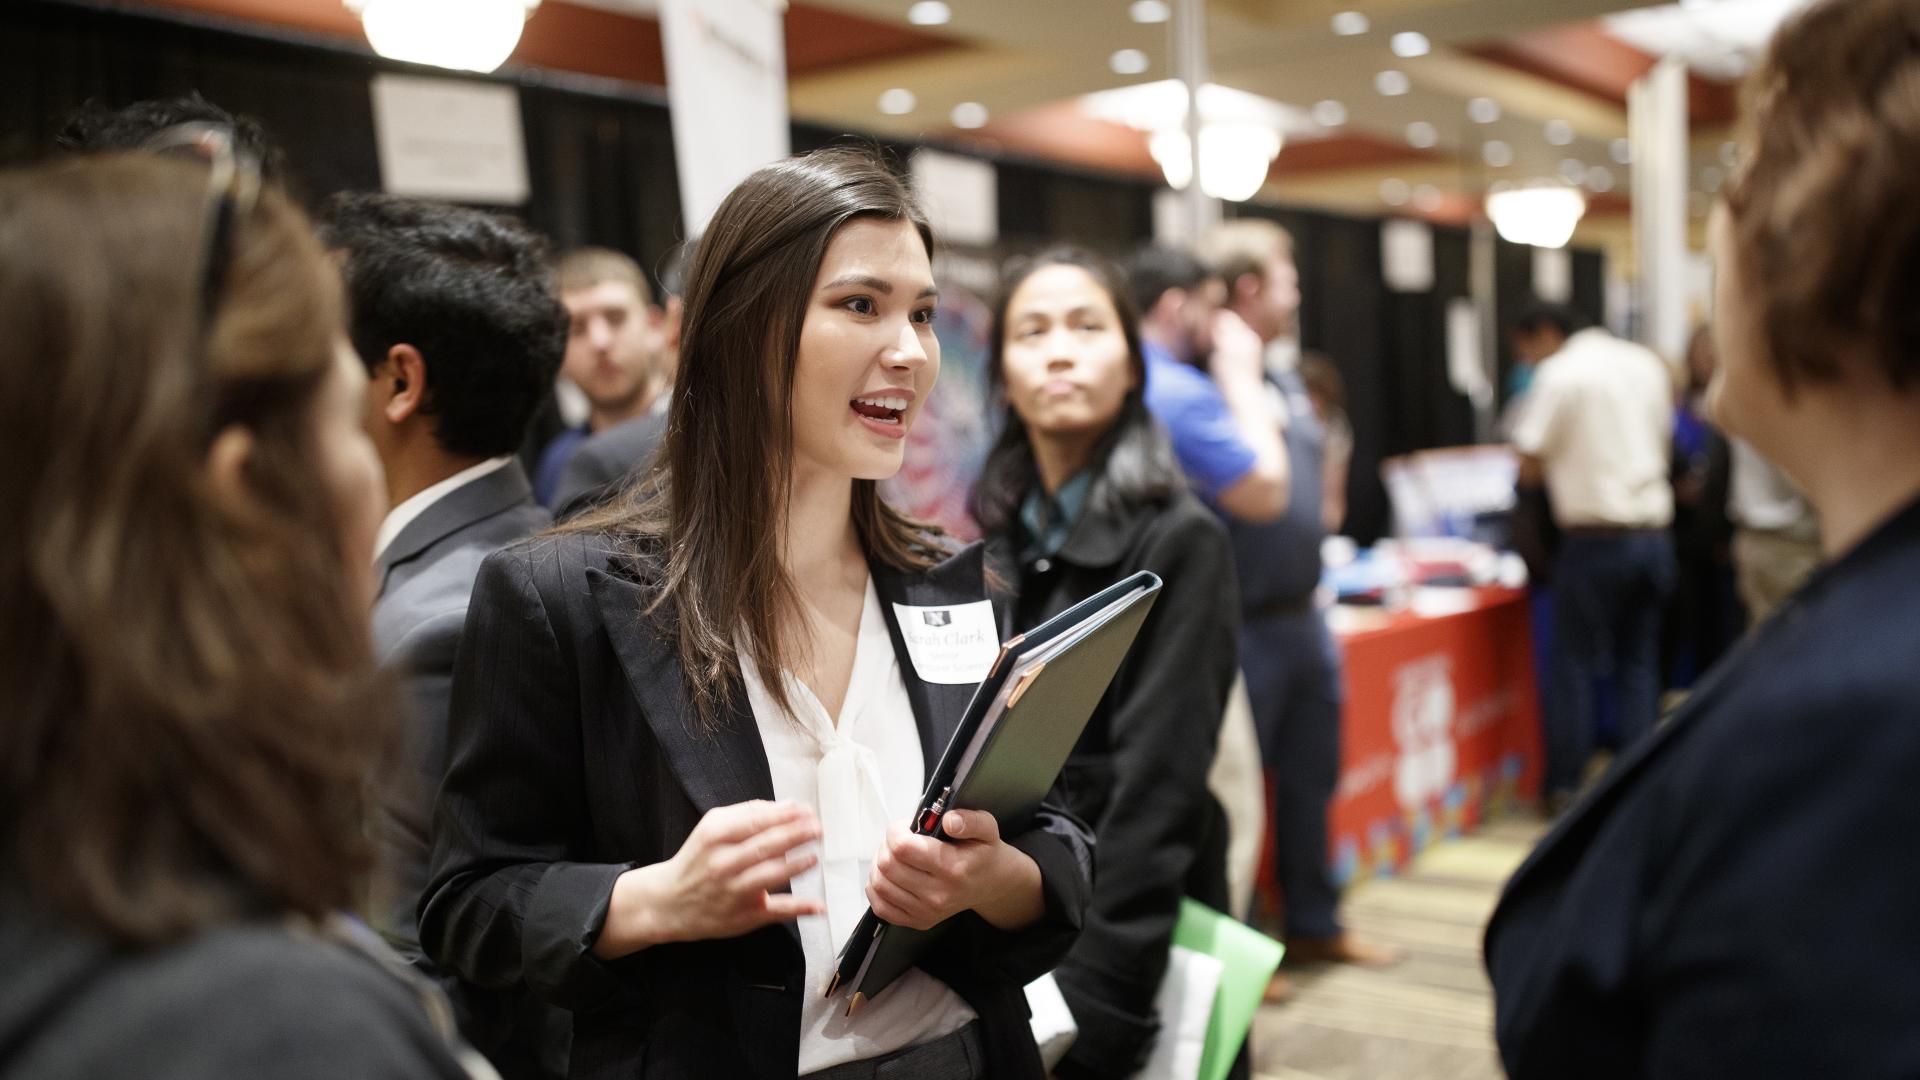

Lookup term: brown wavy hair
[1723,0,1920,392]
[0,155,394,942]
[564,147,949,731]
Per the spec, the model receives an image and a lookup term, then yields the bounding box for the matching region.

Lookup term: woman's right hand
[592,800,824,959]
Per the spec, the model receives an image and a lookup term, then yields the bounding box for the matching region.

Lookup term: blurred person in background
[1199,220,1399,973]
[0,151,479,1079]
[1664,327,1741,690]
[1508,300,1675,811]
[550,243,691,519]
[975,247,1242,1079]
[535,247,669,507]
[1297,351,1352,535]
[321,193,567,1079]
[1487,1,1920,1073]
[55,92,289,186]
[1127,245,1290,523]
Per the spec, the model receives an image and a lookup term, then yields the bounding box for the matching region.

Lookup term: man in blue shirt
[1133,233,1400,988]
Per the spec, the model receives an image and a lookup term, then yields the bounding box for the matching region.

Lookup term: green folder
[1172,899,1285,1080]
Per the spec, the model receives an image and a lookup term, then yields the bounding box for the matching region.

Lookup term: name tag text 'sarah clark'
[891,600,999,684]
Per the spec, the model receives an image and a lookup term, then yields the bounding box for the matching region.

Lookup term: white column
[1173,0,1221,238]
[1629,55,1690,363]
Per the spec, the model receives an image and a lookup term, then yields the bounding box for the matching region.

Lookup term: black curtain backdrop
[4,0,1605,544]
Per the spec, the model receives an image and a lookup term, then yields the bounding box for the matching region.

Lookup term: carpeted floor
[1247,816,1549,1080]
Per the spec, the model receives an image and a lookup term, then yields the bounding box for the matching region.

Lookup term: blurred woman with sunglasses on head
[0,151,481,1078]
[974,247,1243,1080]
[1486,1,1920,1075]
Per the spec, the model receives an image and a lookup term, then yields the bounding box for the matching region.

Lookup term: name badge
[891,600,1000,685]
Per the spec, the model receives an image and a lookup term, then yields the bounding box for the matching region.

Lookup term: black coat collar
[585,541,990,816]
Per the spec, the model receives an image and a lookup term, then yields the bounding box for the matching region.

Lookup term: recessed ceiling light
[1611,137,1633,164]
[878,88,917,115]
[1407,121,1439,149]
[1586,165,1615,193]
[1545,119,1575,146]
[1413,184,1444,212]
[1467,97,1500,124]
[1332,10,1370,36]
[1130,0,1171,23]
[907,1,951,26]
[1375,69,1411,96]
[1312,100,1348,127]
[1391,32,1431,58]
[951,102,989,129]
[1111,48,1150,76]
[1559,157,1588,184]
[1719,141,1740,169]
[1483,139,1514,167]
[1380,177,1411,205]
[1700,164,1725,190]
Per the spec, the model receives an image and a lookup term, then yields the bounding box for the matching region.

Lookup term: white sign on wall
[370,74,529,205]
[1532,245,1573,303]
[661,0,790,237]
[1381,218,1435,293]
[910,149,998,248]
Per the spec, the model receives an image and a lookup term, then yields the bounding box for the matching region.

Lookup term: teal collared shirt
[1018,470,1093,565]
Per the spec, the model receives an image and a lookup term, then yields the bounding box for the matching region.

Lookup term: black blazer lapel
[870,543,993,778]
[585,566,776,815]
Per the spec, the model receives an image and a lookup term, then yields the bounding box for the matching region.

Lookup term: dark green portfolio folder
[827,570,1163,1010]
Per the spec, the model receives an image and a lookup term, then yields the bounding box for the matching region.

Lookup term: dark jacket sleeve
[418,546,637,1014]
[1054,510,1240,1080]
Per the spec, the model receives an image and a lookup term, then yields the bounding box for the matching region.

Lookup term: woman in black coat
[422,149,1092,1080]
[974,247,1242,1080]
[1485,2,1920,1075]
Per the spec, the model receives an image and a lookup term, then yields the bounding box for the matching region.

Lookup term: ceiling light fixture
[347,0,539,73]
[951,102,989,128]
[1611,137,1633,164]
[1332,11,1370,36]
[907,1,951,25]
[1391,31,1431,58]
[1413,184,1444,212]
[1483,139,1513,167]
[1407,121,1438,149]
[1545,119,1575,146]
[1380,177,1411,206]
[1130,0,1171,23]
[1467,97,1500,124]
[1375,69,1411,96]
[1586,165,1615,193]
[1486,184,1587,248]
[1150,124,1283,201]
[1111,48,1150,76]
[1312,100,1348,127]
[878,88,917,115]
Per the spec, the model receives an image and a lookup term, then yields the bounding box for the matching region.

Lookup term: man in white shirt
[1509,303,1677,808]
[322,193,566,1079]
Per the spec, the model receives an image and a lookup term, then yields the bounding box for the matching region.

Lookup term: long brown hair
[565,147,949,730]
[0,155,393,942]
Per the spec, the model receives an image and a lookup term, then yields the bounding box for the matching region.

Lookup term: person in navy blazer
[421,149,1092,1080]
[1485,2,1920,1075]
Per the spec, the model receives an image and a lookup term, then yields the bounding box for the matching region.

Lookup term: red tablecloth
[1325,587,1543,886]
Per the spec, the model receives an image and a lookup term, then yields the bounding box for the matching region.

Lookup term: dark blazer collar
[1500,492,1920,902]
[586,540,990,813]
[377,461,535,584]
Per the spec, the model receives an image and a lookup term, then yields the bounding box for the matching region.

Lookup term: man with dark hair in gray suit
[322,193,566,1080]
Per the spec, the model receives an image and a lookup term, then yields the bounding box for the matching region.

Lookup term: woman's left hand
[865,809,1045,932]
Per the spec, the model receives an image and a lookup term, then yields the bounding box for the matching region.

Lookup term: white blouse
[737,577,978,1073]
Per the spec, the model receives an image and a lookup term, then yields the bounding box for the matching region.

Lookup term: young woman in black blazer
[419,149,1091,1080]
[974,247,1243,1080]
[1485,2,1920,1075]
